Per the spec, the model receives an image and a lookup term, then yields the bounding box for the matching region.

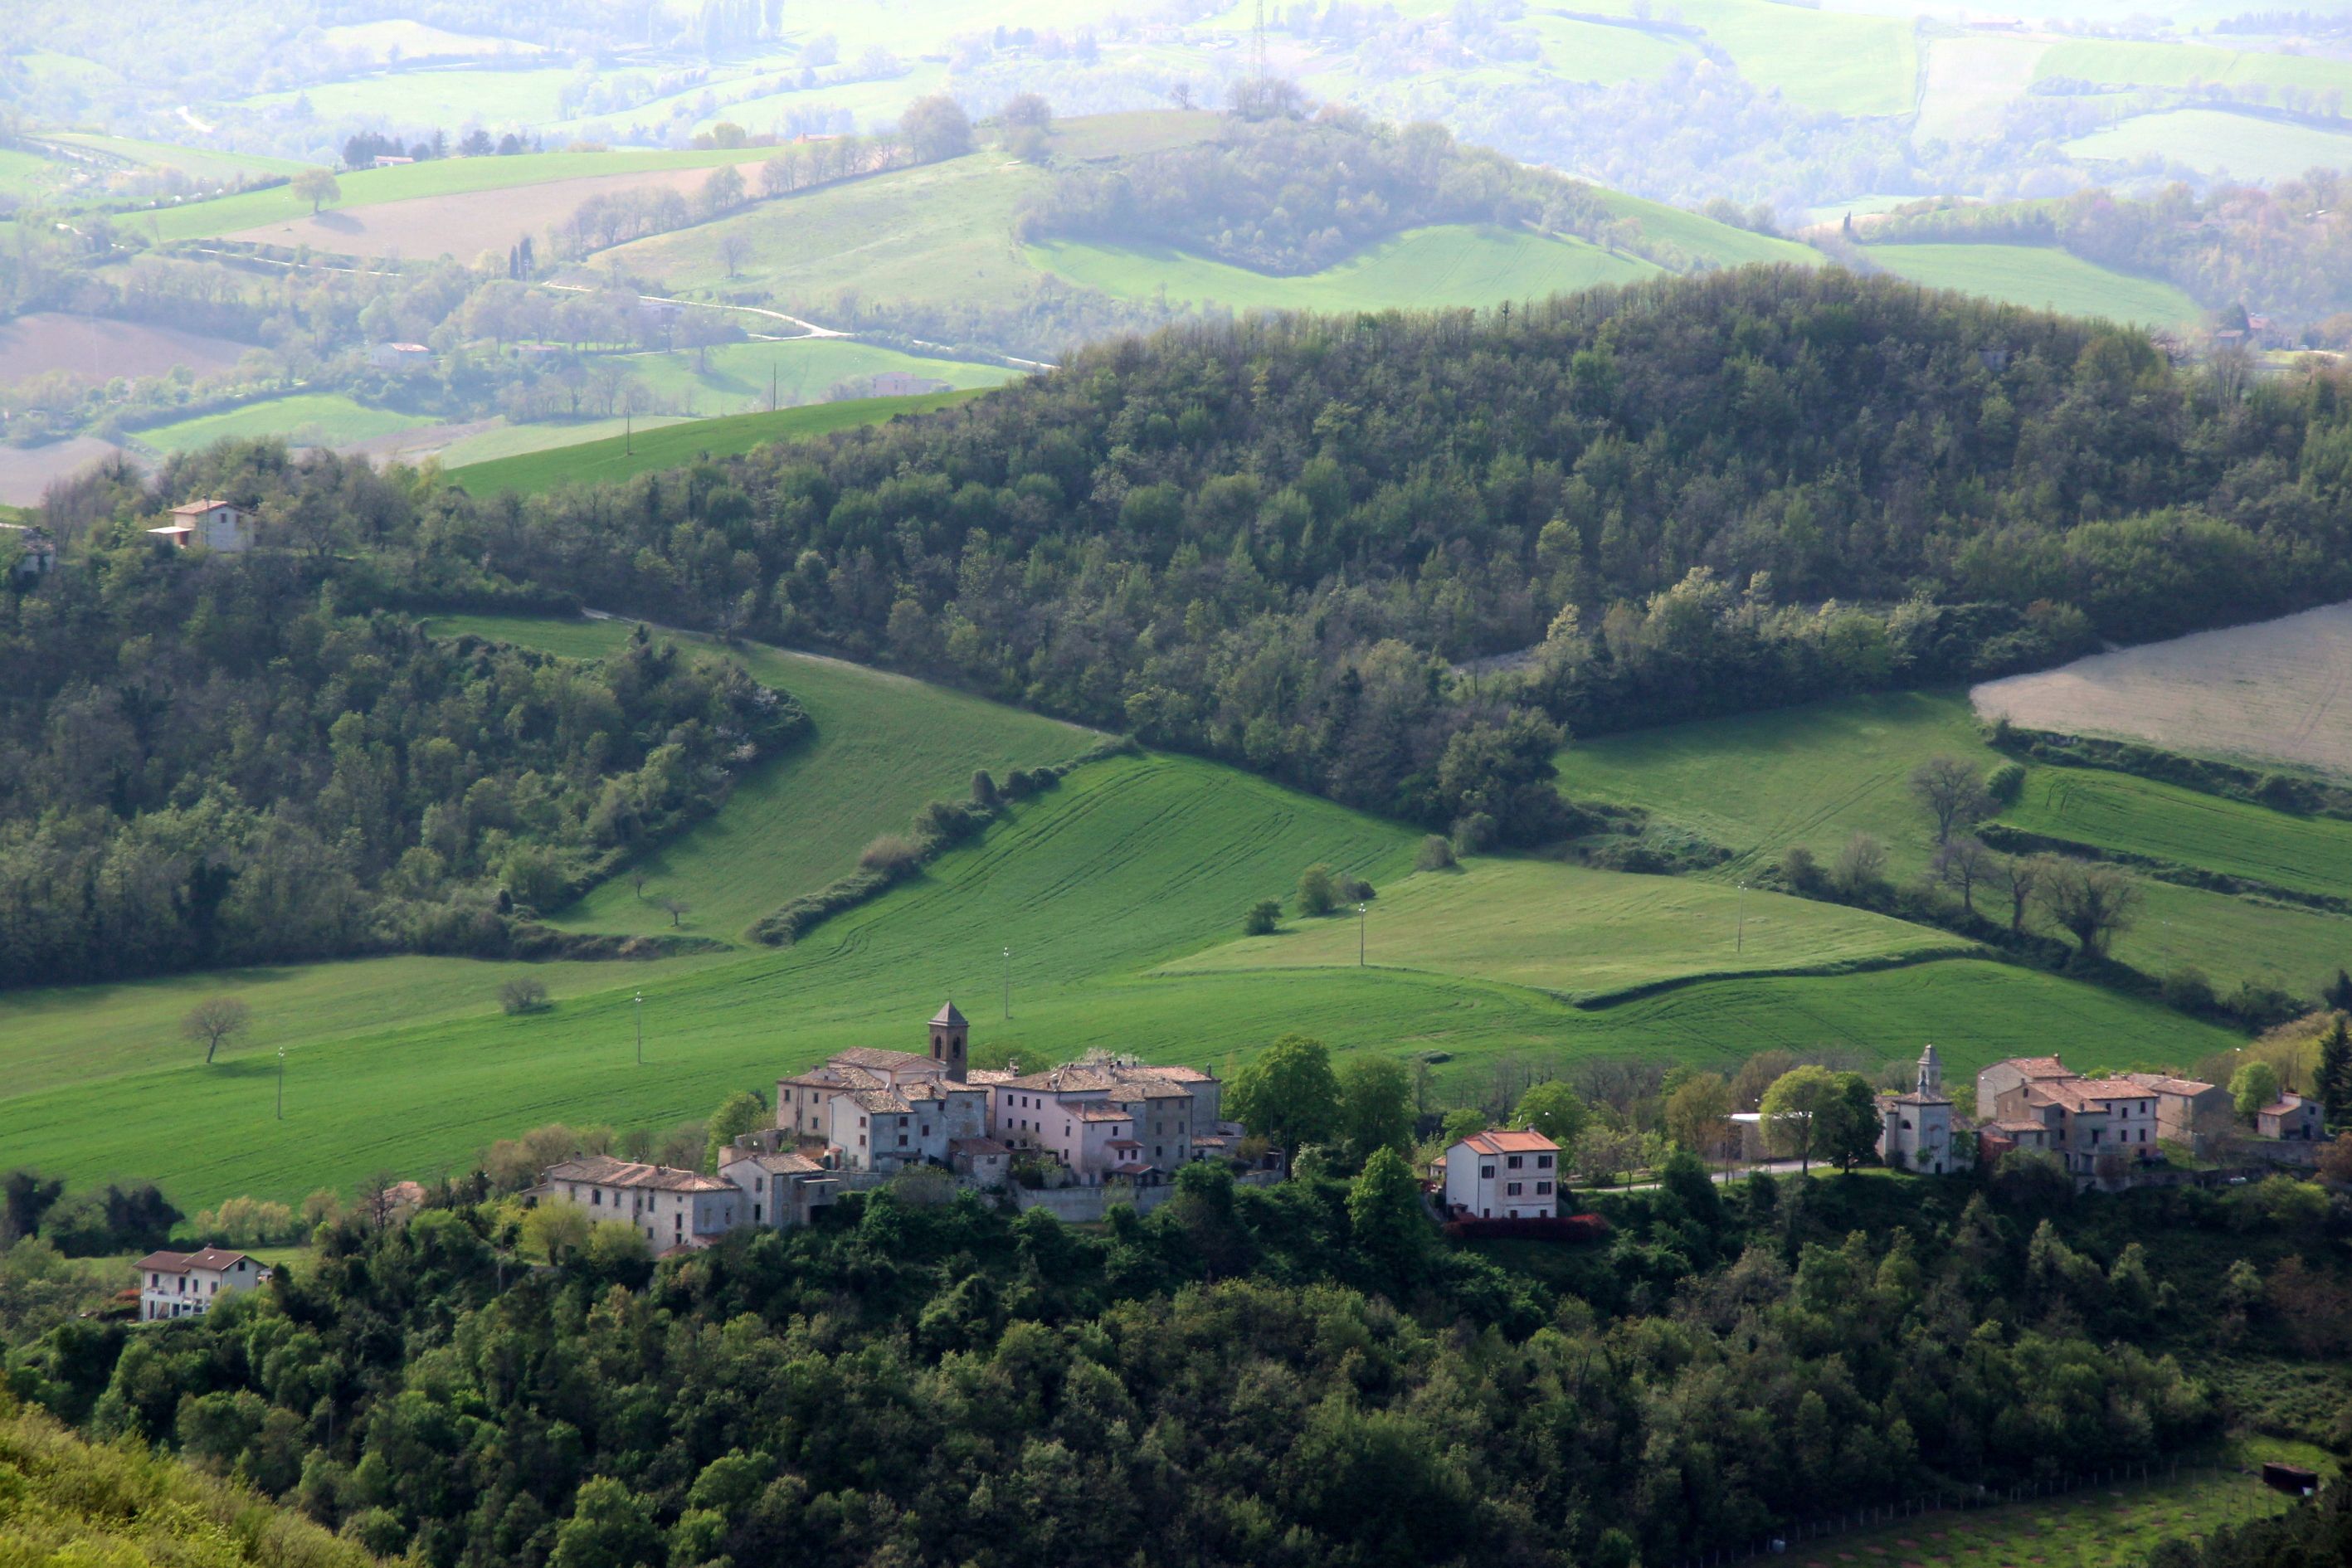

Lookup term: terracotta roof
[949,1137,1008,1157]
[1989,1118,2049,1134]
[2123,1074,2218,1098]
[168,499,235,516]
[849,1088,913,1114]
[1127,1064,1215,1082]
[2261,1096,2308,1117]
[931,1001,967,1027]
[966,1069,1016,1085]
[136,1248,253,1274]
[1077,1107,1131,1123]
[1106,1137,1142,1149]
[1885,1090,1952,1106]
[1992,1056,2074,1079]
[1458,1128,1559,1157]
[833,1046,937,1073]
[723,1149,825,1175]
[542,1156,733,1193]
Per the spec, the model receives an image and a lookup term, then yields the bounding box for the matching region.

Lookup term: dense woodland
[0,447,803,986]
[1867,174,2352,342]
[403,270,2352,844]
[5,1159,2345,1568]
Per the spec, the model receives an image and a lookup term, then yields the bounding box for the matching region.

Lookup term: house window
[921,1124,930,1137]
[1507,1181,1523,1195]
[1507,1154,1523,1169]
[1536,1181,1553,1195]
[592,1191,602,1205]
[1536,1154,1553,1169]
[753,1204,763,1222]
[1479,1165,1496,1180]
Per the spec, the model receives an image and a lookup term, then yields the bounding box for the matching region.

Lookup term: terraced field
[1859,242,2201,329]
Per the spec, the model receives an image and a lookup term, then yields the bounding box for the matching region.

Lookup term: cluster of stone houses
[535,1003,1244,1252]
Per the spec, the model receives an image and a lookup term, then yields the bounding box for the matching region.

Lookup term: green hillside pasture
[0,748,2238,1206]
[2036,37,2352,98]
[2065,110,2352,184]
[1561,0,1917,115]
[1025,225,1658,314]
[1525,14,1694,83]
[48,134,305,186]
[1916,34,2052,144]
[1564,690,2352,1001]
[431,413,692,468]
[0,147,72,206]
[1167,857,1968,1004]
[1861,242,2200,328]
[229,67,582,134]
[619,338,1018,418]
[1586,186,1826,270]
[425,613,1091,941]
[129,393,431,455]
[444,390,987,495]
[2004,768,2352,903]
[139,148,778,246]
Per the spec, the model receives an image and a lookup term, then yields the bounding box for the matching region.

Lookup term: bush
[1985,761,2025,804]
[1450,812,1497,854]
[1830,832,1889,896]
[1244,898,1281,936]
[499,977,550,1015]
[860,833,923,872]
[1780,844,1822,894]
[970,769,999,806]
[1415,834,1456,870]
[1340,875,1376,902]
[1297,864,1338,916]
[2160,964,2215,1012]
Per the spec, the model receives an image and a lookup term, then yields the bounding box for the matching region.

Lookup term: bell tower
[1916,1042,1944,1098]
[929,1001,969,1082]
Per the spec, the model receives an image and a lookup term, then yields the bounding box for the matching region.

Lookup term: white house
[538,1155,743,1253]
[137,1248,265,1322]
[148,499,252,554]
[1433,1128,1561,1219]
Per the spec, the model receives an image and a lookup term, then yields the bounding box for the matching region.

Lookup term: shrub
[1450,812,1497,854]
[1830,832,1889,896]
[1415,834,1456,870]
[860,833,923,872]
[1244,899,1281,936]
[1297,864,1338,916]
[1985,761,2025,804]
[1340,875,1376,902]
[1780,844,1822,893]
[2160,965,2216,1012]
[971,769,999,806]
[499,977,550,1015]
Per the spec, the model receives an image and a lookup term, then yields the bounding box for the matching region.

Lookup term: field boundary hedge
[1570,943,1984,1010]
[1999,724,2352,820]
[1976,822,2352,917]
[746,734,1143,947]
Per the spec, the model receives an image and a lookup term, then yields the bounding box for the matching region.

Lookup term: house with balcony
[136,1248,265,1322]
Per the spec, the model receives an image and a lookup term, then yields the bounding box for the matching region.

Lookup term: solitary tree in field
[182,996,252,1064]
[290,167,341,215]
[1910,754,1995,845]
[716,228,752,278]
[2034,856,2140,958]
[1296,863,1337,916]
[654,895,692,929]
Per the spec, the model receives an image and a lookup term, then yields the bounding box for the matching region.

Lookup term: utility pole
[1002,946,1011,1020]
[1252,0,1268,78]
[625,410,633,455]
[634,991,644,1065]
[1356,901,1366,967]
[275,1046,285,1120]
[770,363,777,412]
[1736,881,1746,953]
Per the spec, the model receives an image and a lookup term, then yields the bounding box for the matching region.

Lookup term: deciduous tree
[180,997,252,1064]
[1911,753,1994,844]
[1228,1033,1340,1154]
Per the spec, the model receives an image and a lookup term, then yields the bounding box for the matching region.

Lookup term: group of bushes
[1242,862,1377,935]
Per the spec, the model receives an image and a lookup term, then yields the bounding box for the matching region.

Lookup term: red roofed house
[1433,1128,1561,1220]
[1978,1054,2163,1177]
[148,499,252,554]
[136,1248,265,1322]
[538,1155,743,1252]
[2257,1093,2324,1142]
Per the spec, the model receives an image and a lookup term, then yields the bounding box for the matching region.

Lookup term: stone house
[974,1055,1225,1184]
[718,1146,839,1228]
[1978,1055,2165,1177]
[539,1155,743,1253]
[2121,1074,2236,1148]
[2258,1093,2325,1141]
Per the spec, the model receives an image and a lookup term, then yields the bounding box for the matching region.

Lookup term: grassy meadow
[0,621,2247,1208]
[444,389,991,494]
[129,392,431,454]
[2002,769,2352,902]
[1859,242,2202,329]
[1026,225,1659,314]
[2064,109,2352,185]
[618,338,1018,418]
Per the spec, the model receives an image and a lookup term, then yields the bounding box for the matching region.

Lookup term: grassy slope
[426,613,1091,941]
[1587,187,1826,269]
[433,413,693,467]
[620,339,1017,417]
[1169,857,1969,1003]
[1861,242,2202,329]
[2065,110,2352,184]
[129,393,431,454]
[445,390,987,494]
[141,148,779,245]
[1025,224,1659,313]
[2003,769,2352,903]
[1526,14,1693,83]
[1565,691,2352,1000]
[2036,37,2352,97]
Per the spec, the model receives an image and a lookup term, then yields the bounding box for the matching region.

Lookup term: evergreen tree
[2319,1014,2352,1128]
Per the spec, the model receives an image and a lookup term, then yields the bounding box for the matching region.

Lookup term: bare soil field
[335,417,500,465]
[0,313,249,388]
[224,168,733,261]
[0,437,144,506]
[1973,602,2352,777]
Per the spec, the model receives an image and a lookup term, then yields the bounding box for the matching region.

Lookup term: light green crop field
[620,338,1019,418]
[432,414,692,468]
[1860,242,2201,328]
[1169,857,1970,1003]
[47,134,305,184]
[1561,0,1919,115]
[2065,109,2352,184]
[0,148,68,205]
[1525,15,1693,83]
[2037,37,2352,98]
[2004,769,2352,902]
[1587,187,1826,270]
[139,147,778,246]
[230,67,583,133]
[1026,224,1659,314]
[129,393,432,455]
[425,612,1091,942]
[444,389,990,494]
[1565,690,2352,1001]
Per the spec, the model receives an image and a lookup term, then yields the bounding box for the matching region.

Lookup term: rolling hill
[1858,242,2202,330]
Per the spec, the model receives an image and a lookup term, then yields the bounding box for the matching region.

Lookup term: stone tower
[928,1001,969,1082]
[1916,1041,1942,1098]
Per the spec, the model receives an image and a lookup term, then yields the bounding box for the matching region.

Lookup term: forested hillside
[426,268,2352,845]
[0,447,804,986]
[11,1161,2341,1568]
